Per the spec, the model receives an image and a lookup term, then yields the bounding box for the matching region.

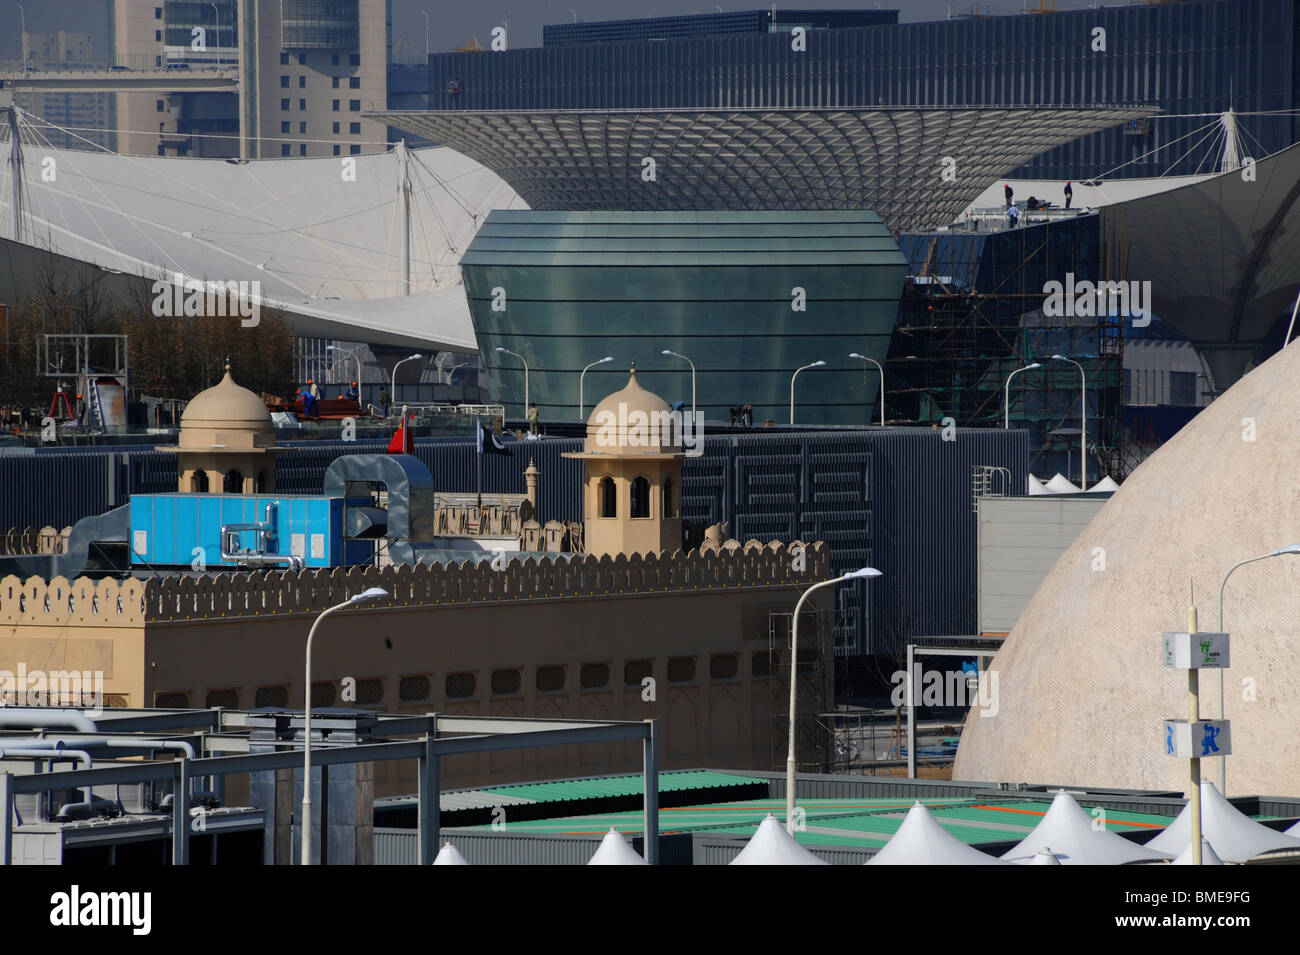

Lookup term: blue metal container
[128,494,359,569]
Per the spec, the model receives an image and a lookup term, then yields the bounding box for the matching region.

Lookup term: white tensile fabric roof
[1044,473,1082,494]
[0,128,524,350]
[586,828,649,865]
[1146,781,1300,863]
[999,791,1171,865]
[729,814,828,865]
[1172,839,1223,865]
[865,802,1008,866]
[432,842,470,865]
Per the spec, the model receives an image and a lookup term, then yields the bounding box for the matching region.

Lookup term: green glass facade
[461,211,907,425]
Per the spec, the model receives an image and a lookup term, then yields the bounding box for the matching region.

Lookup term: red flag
[387,413,414,454]
[387,419,406,454]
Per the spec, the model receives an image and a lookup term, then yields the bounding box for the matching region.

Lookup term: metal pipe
[0,709,97,732]
[220,502,304,571]
[0,745,94,810]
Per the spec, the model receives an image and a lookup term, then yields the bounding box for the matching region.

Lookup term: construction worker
[75,393,86,424]
[1004,183,1014,208]
[347,380,360,403]
[527,401,539,436]
[1064,180,1073,210]
[1007,203,1020,228]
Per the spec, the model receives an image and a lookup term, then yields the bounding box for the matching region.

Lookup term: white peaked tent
[1147,781,1300,863]
[1044,473,1082,494]
[1027,474,1049,495]
[729,814,828,865]
[1000,792,1171,865]
[1029,848,1063,864]
[1172,839,1223,865]
[587,827,650,865]
[865,802,1007,866]
[1089,475,1122,493]
[432,842,469,865]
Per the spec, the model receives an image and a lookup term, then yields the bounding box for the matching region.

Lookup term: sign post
[1162,622,1231,866]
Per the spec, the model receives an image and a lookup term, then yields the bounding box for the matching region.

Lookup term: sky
[1,0,1112,60]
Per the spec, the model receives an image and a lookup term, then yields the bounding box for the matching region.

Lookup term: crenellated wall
[0,540,832,791]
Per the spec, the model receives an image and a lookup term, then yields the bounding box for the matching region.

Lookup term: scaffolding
[889,213,1128,481]
[767,608,834,775]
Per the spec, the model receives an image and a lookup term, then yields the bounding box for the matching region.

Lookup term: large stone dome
[955,339,1300,796]
[177,367,275,450]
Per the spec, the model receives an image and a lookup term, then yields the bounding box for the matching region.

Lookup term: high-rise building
[16,32,112,152]
[111,0,390,159]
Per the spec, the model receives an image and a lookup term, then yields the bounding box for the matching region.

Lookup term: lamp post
[579,356,613,418]
[326,345,362,393]
[420,9,430,56]
[495,346,529,417]
[301,587,388,865]
[1051,355,1087,490]
[787,568,881,833]
[446,362,468,384]
[1215,544,1300,795]
[209,2,219,65]
[849,353,886,427]
[661,349,696,428]
[1003,362,1042,429]
[390,353,423,410]
[789,361,826,425]
[17,3,27,73]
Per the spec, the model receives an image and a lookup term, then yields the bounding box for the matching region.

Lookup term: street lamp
[495,346,529,416]
[579,356,613,418]
[446,362,468,384]
[1051,355,1087,490]
[661,349,696,429]
[390,353,424,410]
[420,9,430,56]
[789,361,825,425]
[1215,544,1300,795]
[209,2,219,65]
[786,568,881,833]
[301,587,388,865]
[849,353,886,427]
[17,3,27,73]
[1003,362,1042,429]
[326,345,362,393]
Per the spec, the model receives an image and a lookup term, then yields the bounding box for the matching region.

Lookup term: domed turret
[159,365,279,494]
[564,367,685,558]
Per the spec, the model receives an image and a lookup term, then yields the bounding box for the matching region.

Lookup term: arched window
[191,470,209,493]
[630,476,650,519]
[224,469,244,493]
[598,476,617,518]
[662,477,676,518]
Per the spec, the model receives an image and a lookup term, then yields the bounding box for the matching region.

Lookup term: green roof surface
[454,770,764,809]
[452,797,1180,850]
